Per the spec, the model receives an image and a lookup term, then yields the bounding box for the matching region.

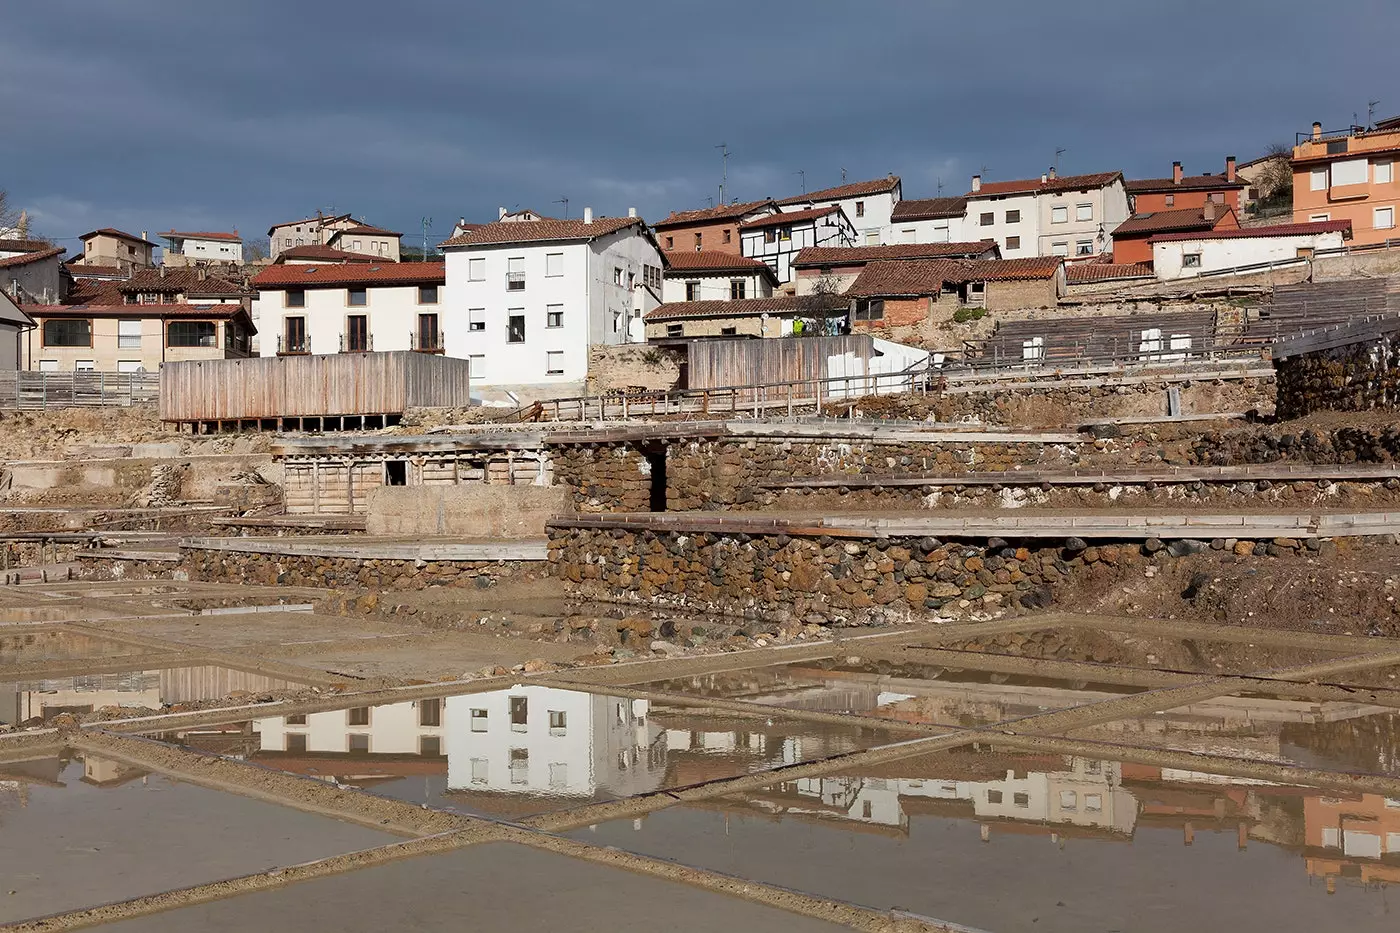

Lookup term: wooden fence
[0,371,160,410]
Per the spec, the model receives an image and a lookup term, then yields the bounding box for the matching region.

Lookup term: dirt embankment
[0,406,273,461]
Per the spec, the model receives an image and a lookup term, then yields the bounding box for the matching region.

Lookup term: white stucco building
[776,176,902,246]
[160,230,244,265]
[889,197,969,244]
[1151,220,1352,280]
[251,261,446,356]
[963,170,1129,259]
[661,250,777,303]
[740,206,856,286]
[438,211,662,394]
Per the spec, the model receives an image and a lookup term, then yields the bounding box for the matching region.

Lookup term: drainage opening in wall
[385,460,408,486]
[642,444,667,512]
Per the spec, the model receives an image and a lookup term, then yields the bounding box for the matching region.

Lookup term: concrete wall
[365,484,572,537]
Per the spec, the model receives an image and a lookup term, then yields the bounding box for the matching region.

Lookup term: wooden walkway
[179,535,549,561]
[758,462,1400,490]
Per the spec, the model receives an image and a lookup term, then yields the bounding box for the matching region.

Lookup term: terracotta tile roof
[775,176,901,206]
[1125,174,1245,193]
[847,257,1064,297]
[0,245,66,269]
[968,171,1123,198]
[65,263,124,278]
[66,280,125,304]
[274,245,381,263]
[79,228,157,247]
[646,294,846,322]
[739,206,842,230]
[161,230,243,242]
[1112,207,1234,237]
[438,216,642,248]
[1149,219,1352,243]
[330,224,401,238]
[654,199,776,229]
[959,256,1064,281]
[26,302,253,323]
[891,197,967,221]
[793,241,998,268]
[0,239,54,254]
[267,213,352,234]
[118,268,249,297]
[1066,262,1155,284]
[662,250,777,278]
[253,261,445,289]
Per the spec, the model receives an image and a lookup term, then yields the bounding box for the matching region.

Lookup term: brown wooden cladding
[158,351,473,422]
[686,335,880,391]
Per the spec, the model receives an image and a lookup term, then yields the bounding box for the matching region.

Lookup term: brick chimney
[1172,161,1183,185]
[1202,200,1216,222]
[1226,155,1237,182]
[1312,121,1323,141]
[971,174,981,193]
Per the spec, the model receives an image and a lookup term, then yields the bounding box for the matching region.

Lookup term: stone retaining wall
[1192,423,1400,466]
[1275,335,1400,419]
[178,548,542,590]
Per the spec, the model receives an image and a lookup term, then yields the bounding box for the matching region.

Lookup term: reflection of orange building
[1304,792,1400,886]
[1292,120,1400,246]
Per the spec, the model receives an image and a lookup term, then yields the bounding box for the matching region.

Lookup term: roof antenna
[936,176,943,196]
[1054,147,1067,172]
[553,197,569,219]
[1369,100,1382,128]
[794,169,806,194]
[715,143,729,206]
[841,167,847,183]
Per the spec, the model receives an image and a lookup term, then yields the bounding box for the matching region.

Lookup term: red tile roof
[0,239,54,254]
[79,228,157,247]
[654,199,777,229]
[775,176,901,206]
[1125,174,1245,194]
[1112,207,1235,237]
[161,230,242,242]
[274,245,382,263]
[65,263,124,278]
[739,206,842,230]
[1149,219,1352,243]
[438,216,642,248]
[119,268,249,296]
[891,197,967,221]
[26,302,253,323]
[253,261,445,289]
[66,280,125,304]
[846,257,1063,297]
[1066,262,1155,284]
[662,250,777,278]
[793,241,998,268]
[968,171,1123,198]
[267,213,352,234]
[331,224,401,238]
[646,294,846,322]
[0,246,66,269]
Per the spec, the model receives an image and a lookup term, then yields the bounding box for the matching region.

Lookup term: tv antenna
[936,176,943,196]
[420,216,432,260]
[553,197,569,219]
[1054,147,1067,172]
[794,169,806,194]
[841,167,847,183]
[716,143,730,206]
[1370,100,1382,128]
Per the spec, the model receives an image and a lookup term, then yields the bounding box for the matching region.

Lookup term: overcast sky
[3,0,1396,250]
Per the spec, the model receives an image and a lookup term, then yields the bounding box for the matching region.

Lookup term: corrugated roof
[968,171,1123,198]
[793,241,997,268]
[1149,219,1352,243]
[775,176,900,206]
[891,197,967,221]
[438,216,641,248]
[253,261,445,289]
[739,206,842,230]
[646,294,846,322]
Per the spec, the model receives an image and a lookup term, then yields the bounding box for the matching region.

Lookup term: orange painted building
[1126,158,1245,214]
[1292,120,1400,246]
[1110,204,1239,265]
[652,199,777,255]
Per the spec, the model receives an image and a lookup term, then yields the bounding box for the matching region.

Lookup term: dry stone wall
[179,548,542,590]
[1275,336,1400,419]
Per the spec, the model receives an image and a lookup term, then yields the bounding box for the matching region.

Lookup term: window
[37,359,58,372]
[1310,167,1328,191]
[468,308,486,332]
[509,695,528,732]
[1376,160,1394,184]
[723,228,732,244]
[546,350,564,375]
[420,736,441,756]
[285,288,305,308]
[1051,205,1069,224]
[1327,138,1349,155]
[548,763,568,789]
[352,240,362,251]
[416,313,440,351]
[548,710,567,735]
[418,284,438,304]
[1013,792,1030,808]
[613,267,623,285]
[666,323,683,337]
[1059,791,1078,810]
[470,708,488,732]
[1005,209,1020,224]
[348,287,367,306]
[854,201,865,217]
[546,304,564,327]
[1075,240,1094,256]
[764,228,777,244]
[507,312,525,343]
[864,230,880,245]
[1076,203,1093,221]
[685,281,701,301]
[1375,206,1395,230]
[1051,242,1069,257]
[720,326,737,335]
[730,279,746,300]
[347,707,370,726]
[467,257,486,281]
[1182,253,1202,268]
[779,227,792,241]
[1209,192,1223,203]
[545,252,563,277]
[167,321,216,348]
[693,232,702,248]
[1006,236,1021,250]
[42,319,91,347]
[75,360,95,371]
[506,256,525,290]
[117,319,141,349]
[853,298,884,322]
[283,316,307,354]
[509,748,529,784]
[665,236,674,249]
[419,697,442,727]
[987,790,1003,804]
[1332,157,1368,187]
[117,360,142,373]
[1310,213,1331,222]
[1084,794,1103,812]
[979,211,994,226]
[470,758,488,784]
[345,314,369,351]
[286,733,307,753]
[1164,193,1175,207]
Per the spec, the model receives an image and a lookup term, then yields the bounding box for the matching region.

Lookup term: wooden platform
[757,462,1400,490]
[179,535,549,561]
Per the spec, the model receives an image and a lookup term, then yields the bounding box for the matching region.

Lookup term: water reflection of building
[0,667,298,726]
[1304,793,1400,886]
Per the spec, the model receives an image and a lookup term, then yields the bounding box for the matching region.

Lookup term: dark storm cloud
[2,0,1395,247]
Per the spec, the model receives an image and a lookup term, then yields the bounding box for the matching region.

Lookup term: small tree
[1250,143,1294,215]
[242,235,271,262]
[797,273,848,336]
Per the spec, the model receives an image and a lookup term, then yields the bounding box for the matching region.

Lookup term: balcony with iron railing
[506,271,526,291]
[411,329,445,353]
[339,332,373,353]
[276,334,309,356]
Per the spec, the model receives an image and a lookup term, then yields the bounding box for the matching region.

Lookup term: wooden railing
[0,372,160,410]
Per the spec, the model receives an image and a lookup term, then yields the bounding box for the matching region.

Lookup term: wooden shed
[685,335,928,399]
[159,351,474,432]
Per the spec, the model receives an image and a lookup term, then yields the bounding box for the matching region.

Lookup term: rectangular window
[546,304,564,327]
[37,359,58,372]
[1013,792,1030,808]
[1332,158,1368,187]
[470,758,488,784]
[864,230,880,245]
[286,714,307,726]
[286,733,307,753]
[548,710,567,735]
[545,252,563,277]
[468,308,486,332]
[1051,242,1069,256]
[281,316,306,354]
[853,298,884,322]
[693,233,702,248]
[613,267,623,285]
[1076,203,1093,221]
[418,284,438,304]
[1005,209,1020,224]
[1085,794,1103,812]
[416,313,440,351]
[420,736,441,756]
[285,289,305,308]
[1182,253,1202,268]
[1375,206,1395,230]
[666,323,683,337]
[1209,192,1223,203]
[117,319,141,348]
[548,763,568,789]
[1005,236,1021,250]
[467,257,486,281]
[345,314,369,352]
[42,319,92,347]
[1051,206,1069,224]
[1164,193,1175,206]
[665,236,674,248]
[729,279,746,300]
[720,326,737,335]
[546,350,564,374]
[764,228,776,244]
[167,321,216,348]
[348,287,367,306]
[509,748,529,784]
[855,201,865,217]
[509,695,528,731]
[1310,167,1328,191]
[74,360,95,371]
[419,697,442,727]
[979,211,994,226]
[1059,791,1078,810]
[723,228,732,244]
[507,312,525,344]
[1075,240,1094,256]
[1310,213,1331,222]
[347,707,370,727]
[1376,160,1394,184]
[470,708,488,732]
[987,790,1003,804]
[506,256,525,290]
[1327,139,1349,155]
[117,360,142,373]
[685,281,701,301]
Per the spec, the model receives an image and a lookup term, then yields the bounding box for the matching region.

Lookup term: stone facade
[585,344,684,394]
[1275,335,1400,419]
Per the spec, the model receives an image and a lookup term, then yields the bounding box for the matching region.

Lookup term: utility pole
[794,169,806,194]
[553,197,569,219]
[716,143,730,206]
[421,216,432,261]
[936,176,943,196]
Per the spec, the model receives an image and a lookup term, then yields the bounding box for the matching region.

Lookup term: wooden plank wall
[159,351,474,422]
[686,335,878,390]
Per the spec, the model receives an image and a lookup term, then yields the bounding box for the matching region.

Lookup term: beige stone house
[72,228,156,273]
[644,294,847,342]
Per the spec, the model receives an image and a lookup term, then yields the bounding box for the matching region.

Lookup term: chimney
[1041,172,1048,184]
[1312,121,1323,141]
[1172,161,1183,185]
[458,216,466,228]
[583,207,593,224]
[1225,155,1237,182]
[197,266,207,281]
[628,207,637,218]
[159,264,166,278]
[1047,166,1057,181]
[1202,200,1216,222]
[971,174,982,193]
[498,206,507,220]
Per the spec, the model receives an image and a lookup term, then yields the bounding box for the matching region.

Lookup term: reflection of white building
[1,667,297,726]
